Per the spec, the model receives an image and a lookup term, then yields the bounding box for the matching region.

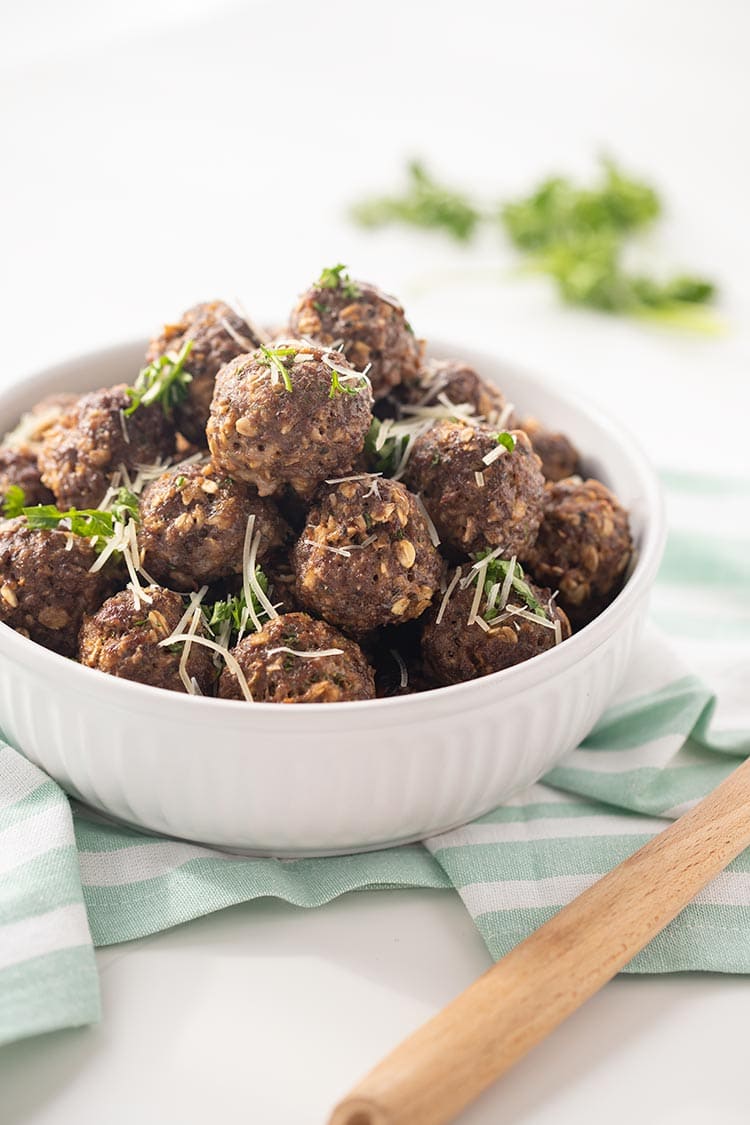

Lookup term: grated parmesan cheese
[413,494,440,547]
[159,632,254,702]
[266,646,344,659]
[436,565,462,625]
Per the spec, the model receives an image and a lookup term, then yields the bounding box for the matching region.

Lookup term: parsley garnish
[20,487,139,550]
[2,484,27,519]
[258,345,294,393]
[329,368,366,398]
[351,161,482,242]
[352,158,718,328]
[175,475,186,489]
[470,552,547,620]
[204,568,272,642]
[495,432,516,453]
[316,264,361,299]
[125,339,194,417]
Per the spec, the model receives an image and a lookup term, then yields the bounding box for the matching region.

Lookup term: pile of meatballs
[0,270,633,704]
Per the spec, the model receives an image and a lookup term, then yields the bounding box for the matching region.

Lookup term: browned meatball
[147,301,262,444]
[218,612,375,703]
[404,422,545,557]
[79,585,216,694]
[519,416,580,483]
[207,343,373,499]
[422,567,570,685]
[523,477,632,627]
[0,519,111,656]
[289,269,422,399]
[399,359,513,424]
[0,447,53,509]
[138,460,288,592]
[38,386,174,510]
[293,477,442,635]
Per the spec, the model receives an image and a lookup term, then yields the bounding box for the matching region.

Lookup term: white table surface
[2,2,749,1121]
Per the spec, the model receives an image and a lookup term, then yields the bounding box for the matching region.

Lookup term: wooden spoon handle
[329,755,750,1125]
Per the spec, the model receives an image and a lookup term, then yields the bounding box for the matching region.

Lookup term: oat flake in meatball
[146,300,262,444]
[293,477,442,635]
[0,520,111,656]
[422,564,570,686]
[79,585,216,694]
[218,612,375,703]
[38,385,174,510]
[207,342,373,499]
[523,477,632,627]
[519,416,580,483]
[289,266,422,399]
[404,422,545,557]
[399,359,513,424]
[139,460,288,592]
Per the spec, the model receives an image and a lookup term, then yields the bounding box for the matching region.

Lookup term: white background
[2,2,750,1122]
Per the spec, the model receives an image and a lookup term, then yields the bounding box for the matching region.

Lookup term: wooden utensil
[329,755,750,1125]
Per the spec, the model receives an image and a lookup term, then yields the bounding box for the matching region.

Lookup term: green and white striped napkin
[1,470,748,1048]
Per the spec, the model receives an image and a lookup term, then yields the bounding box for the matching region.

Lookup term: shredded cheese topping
[436,565,462,625]
[266,646,344,659]
[413,493,440,547]
[159,633,253,702]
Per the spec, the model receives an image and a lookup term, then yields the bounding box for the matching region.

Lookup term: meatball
[523,477,632,627]
[289,270,422,399]
[519,416,580,483]
[404,422,545,557]
[293,477,442,635]
[218,612,375,703]
[399,359,513,424]
[0,446,53,509]
[207,342,373,499]
[422,567,570,686]
[78,585,216,694]
[0,519,111,656]
[38,385,174,510]
[147,300,262,444]
[139,461,288,591]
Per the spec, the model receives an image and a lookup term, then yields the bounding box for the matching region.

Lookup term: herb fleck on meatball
[289,265,422,399]
[207,342,373,499]
[78,585,216,694]
[38,386,174,510]
[293,477,442,635]
[404,422,545,556]
[146,300,262,444]
[523,477,632,627]
[0,519,111,656]
[218,612,375,703]
[422,562,570,685]
[139,461,288,592]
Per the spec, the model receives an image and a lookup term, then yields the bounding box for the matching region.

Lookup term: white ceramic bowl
[0,340,665,855]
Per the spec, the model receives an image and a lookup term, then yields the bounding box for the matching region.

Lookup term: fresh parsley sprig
[495,431,516,452]
[351,161,482,242]
[125,339,194,417]
[258,345,294,393]
[316,263,361,298]
[19,487,140,550]
[329,368,367,398]
[2,484,27,519]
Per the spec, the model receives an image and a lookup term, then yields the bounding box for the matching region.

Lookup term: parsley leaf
[204,568,272,642]
[126,339,194,416]
[2,484,27,519]
[316,264,361,298]
[352,160,482,242]
[496,431,516,453]
[258,345,294,393]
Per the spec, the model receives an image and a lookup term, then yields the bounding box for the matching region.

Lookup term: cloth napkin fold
[1,470,749,1049]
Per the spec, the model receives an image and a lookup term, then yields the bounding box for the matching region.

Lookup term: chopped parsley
[2,484,27,519]
[316,263,361,299]
[125,339,194,417]
[470,551,547,621]
[329,368,367,398]
[204,568,272,642]
[258,344,294,393]
[495,431,516,453]
[352,160,482,242]
[19,487,140,550]
[175,475,187,489]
